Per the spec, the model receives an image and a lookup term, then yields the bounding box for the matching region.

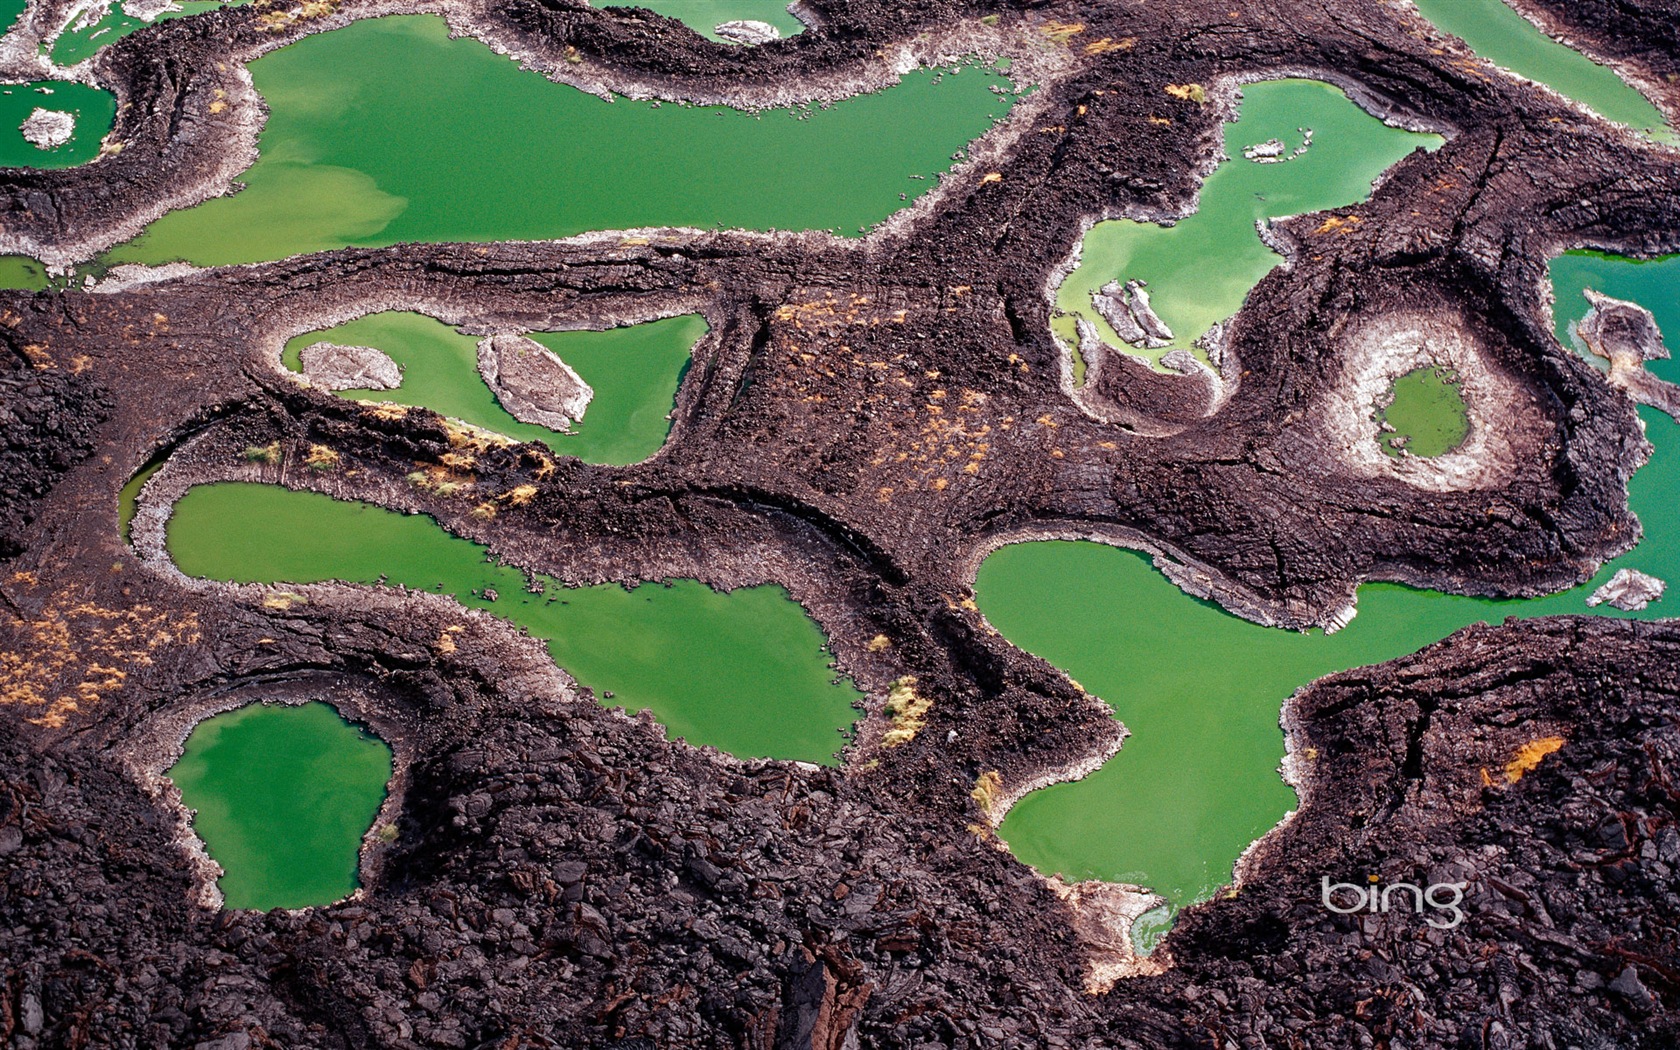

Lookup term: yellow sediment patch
[1502,736,1565,784]
[881,676,931,747]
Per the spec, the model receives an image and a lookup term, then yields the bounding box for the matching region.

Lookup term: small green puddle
[283,311,705,466]
[0,81,115,168]
[1053,79,1441,376]
[0,255,50,290]
[168,700,393,910]
[165,483,862,764]
[49,1,250,65]
[596,1,805,43]
[1375,366,1469,457]
[105,14,1013,266]
[1413,0,1674,142]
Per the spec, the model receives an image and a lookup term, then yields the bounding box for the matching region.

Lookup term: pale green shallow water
[168,700,392,911]
[0,81,114,168]
[165,483,862,765]
[1413,0,1673,141]
[1378,366,1469,458]
[597,1,805,42]
[1053,79,1441,373]
[981,253,1680,915]
[105,14,1011,266]
[284,312,707,466]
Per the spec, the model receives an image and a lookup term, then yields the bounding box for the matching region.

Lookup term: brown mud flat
[2,0,1680,1047]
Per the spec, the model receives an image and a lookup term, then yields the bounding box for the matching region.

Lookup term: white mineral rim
[713,19,780,46]
[1316,311,1549,492]
[19,107,74,149]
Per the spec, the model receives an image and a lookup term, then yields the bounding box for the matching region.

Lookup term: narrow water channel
[285,312,706,466]
[1052,79,1441,375]
[164,482,862,764]
[168,700,392,911]
[1412,0,1673,141]
[980,253,1680,917]
[104,14,1013,267]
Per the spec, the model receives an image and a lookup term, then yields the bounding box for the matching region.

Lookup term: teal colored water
[1413,0,1673,141]
[165,483,862,764]
[105,14,1012,266]
[1551,251,1680,385]
[0,81,114,168]
[168,700,393,910]
[50,1,244,65]
[1053,80,1441,374]
[283,311,706,465]
[980,406,1678,911]
[597,1,804,42]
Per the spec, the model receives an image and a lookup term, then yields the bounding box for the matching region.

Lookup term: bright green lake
[0,0,26,34]
[165,483,862,764]
[1377,366,1469,457]
[1053,79,1441,375]
[283,311,706,466]
[49,1,246,65]
[1413,0,1673,141]
[168,700,393,910]
[0,81,114,168]
[104,14,1010,266]
[597,1,804,42]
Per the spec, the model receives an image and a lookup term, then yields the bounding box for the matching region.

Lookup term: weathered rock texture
[1,0,1678,1046]
[299,341,403,391]
[477,332,593,432]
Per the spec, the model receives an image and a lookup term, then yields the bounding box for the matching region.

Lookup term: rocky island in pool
[2,0,1679,1047]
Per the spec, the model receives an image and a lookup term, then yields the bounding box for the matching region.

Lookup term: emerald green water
[105,14,1010,266]
[981,408,1677,910]
[168,700,392,910]
[597,1,804,42]
[1054,80,1441,373]
[1377,366,1469,457]
[0,0,26,34]
[0,81,114,168]
[165,483,861,763]
[1413,0,1673,141]
[50,1,245,65]
[1552,251,1680,385]
[283,312,706,465]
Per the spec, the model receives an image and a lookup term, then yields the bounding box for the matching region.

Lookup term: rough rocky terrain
[2,0,1679,1047]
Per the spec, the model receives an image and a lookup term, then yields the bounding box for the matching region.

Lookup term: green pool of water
[283,311,706,466]
[1413,0,1673,141]
[0,255,50,289]
[49,1,247,65]
[0,81,114,168]
[1053,79,1441,375]
[1376,366,1469,457]
[980,406,1677,911]
[166,483,862,763]
[597,1,804,42]
[104,14,1011,267]
[168,700,393,910]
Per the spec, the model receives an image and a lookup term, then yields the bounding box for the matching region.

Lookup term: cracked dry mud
[2,0,1679,1047]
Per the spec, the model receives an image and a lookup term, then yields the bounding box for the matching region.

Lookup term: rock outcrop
[298,341,402,391]
[476,332,593,432]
